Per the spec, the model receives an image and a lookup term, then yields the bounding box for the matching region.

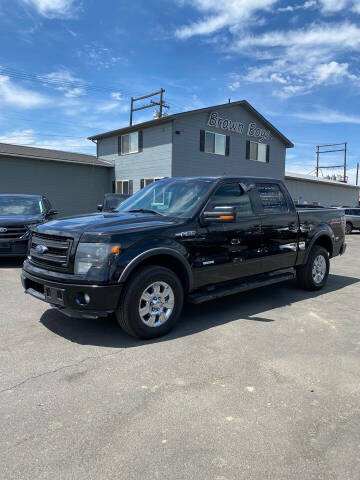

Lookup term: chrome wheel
[312,254,326,284]
[138,281,175,328]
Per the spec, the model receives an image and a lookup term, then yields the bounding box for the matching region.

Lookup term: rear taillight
[341,215,346,234]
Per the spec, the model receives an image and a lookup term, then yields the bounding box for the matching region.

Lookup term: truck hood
[33,212,180,238]
[0,214,44,226]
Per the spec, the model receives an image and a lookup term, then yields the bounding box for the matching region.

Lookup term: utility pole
[316,145,320,177]
[344,142,347,184]
[314,142,348,182]
[356,162,359,186]
[129,88,169,126]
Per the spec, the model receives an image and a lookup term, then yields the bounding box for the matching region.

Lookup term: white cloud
[0,75,49,108]
[230,23,360,98]
[291,108,360,123]
[175,0,279,39]
[41,70,86,97]
[0,128,94,153]
[278,1,316,12]
[318,0,359,13]
[22,0,79,19]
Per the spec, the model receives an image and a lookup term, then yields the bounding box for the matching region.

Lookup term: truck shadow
[40,273,359,348]
[0,258,24,268]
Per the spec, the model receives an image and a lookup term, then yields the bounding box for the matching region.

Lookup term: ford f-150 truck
[22,177,346,339]
[0,194,57,257]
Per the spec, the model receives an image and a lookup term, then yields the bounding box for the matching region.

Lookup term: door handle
[254,224,262,233]
[231,238,241,245]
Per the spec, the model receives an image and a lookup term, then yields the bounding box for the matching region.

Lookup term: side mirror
[97,204,103,212]
[48,209,58,216]
[201,206,236,225]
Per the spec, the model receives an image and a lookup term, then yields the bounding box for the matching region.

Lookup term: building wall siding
[172,104,286,179]
[0,156,112,217]
[285,178,359,207]
[97,122,173,193]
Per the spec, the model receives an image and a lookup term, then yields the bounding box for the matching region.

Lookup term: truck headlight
[74,243,120,275]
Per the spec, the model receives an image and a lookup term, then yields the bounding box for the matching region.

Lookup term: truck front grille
[0,225,27,240]
[30,233,73,272]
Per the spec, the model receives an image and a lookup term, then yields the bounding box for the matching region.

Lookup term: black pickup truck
[22,177,346,339]
[0,194,57,257]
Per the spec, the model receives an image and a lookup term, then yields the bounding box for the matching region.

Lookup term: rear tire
[116,265,184,339]
[345,222,353,235]
[296,245,329,291]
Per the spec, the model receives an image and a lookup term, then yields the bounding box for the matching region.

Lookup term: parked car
[0,194,57,258]
[97,193,130,212]
[343,208,360,234]
[22,176,346,339]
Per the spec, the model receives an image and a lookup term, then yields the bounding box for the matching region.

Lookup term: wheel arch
[118,248,193,293]
[305,232,334,261]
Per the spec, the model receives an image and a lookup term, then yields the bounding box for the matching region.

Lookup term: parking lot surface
[1,235,360,480]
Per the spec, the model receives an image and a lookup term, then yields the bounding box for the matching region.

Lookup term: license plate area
[44,286,65,306]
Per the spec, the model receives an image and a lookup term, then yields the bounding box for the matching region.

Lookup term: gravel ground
[1,234,359,480]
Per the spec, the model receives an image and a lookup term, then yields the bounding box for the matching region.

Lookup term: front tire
[345,222,353,235]
[116,265,184,339]
[296,245,329,291]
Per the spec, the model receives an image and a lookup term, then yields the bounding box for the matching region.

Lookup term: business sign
[207,111,244,134]
[247,122,271,142]
[207,112,271,142]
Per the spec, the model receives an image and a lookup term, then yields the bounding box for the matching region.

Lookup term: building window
[205,131,226,155]
[247,140,269,163]
[140,178,163,189]
[200,130,229,156]
[119,131,143,155]
[256,183,288,213]
[116,180,133,195]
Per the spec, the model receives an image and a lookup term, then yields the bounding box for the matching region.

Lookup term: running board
[187,269,296,304]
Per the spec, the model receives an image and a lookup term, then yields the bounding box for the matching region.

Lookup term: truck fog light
[76,292,91,306]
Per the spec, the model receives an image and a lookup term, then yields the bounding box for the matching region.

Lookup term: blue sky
[0,0,359,182]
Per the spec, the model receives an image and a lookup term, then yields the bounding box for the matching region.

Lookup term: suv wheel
[345,222,353,234]
[116,265,184,339]
[296,245,329,291]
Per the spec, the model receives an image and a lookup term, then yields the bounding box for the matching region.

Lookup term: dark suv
[0,194,57,257]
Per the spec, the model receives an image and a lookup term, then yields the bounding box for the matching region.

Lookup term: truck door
[255,182,298,272]
[193,182,263,286]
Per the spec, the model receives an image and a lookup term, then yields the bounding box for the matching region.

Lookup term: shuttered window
[200,130,229,156]
[246,140,270,163]
[116,180,133,195]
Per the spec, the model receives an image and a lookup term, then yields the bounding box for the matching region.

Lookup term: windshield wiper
[128,209,165,216]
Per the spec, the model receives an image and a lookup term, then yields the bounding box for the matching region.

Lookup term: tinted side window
[257,183,288,213]
[351,209,360,216]
[207,184,253,216]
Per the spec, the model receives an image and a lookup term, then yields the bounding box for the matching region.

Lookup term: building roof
[88,100,294,148]
[285,171,360,189]
[0,143,113,167]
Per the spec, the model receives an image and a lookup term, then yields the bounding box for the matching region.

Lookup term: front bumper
[340,242,347,256]
[21,269,122,319]
[0,239,28,257]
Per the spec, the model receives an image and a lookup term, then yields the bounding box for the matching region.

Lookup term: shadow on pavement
[0,258,25,268]
[40,273,359,348]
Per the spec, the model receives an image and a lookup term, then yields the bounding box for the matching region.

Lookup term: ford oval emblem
[35,244,48,254]
[0,227,7,233]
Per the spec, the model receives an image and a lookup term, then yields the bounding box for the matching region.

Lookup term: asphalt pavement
[1,235,360,480]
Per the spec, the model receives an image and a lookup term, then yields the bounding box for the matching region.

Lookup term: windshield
[116,178,214,218]
[0,197,43,216]
[104,195,128,210]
